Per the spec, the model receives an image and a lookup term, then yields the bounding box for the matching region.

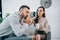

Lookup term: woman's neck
[38,16,43,21]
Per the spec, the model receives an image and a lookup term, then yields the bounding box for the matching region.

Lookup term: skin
[32,34,41,40]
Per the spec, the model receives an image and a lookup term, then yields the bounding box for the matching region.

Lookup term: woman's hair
[34,6,46,23]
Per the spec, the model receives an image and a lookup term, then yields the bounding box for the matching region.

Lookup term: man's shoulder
[5,12,19,21]
[8,12,18,17]
[42,17,48,22]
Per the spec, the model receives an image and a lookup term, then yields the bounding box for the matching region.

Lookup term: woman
[32,6,48,40]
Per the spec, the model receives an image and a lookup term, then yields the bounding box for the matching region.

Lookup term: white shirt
[0,12,35,37]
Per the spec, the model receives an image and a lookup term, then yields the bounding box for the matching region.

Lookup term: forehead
[38,8,43,11]
[23,8,30,11]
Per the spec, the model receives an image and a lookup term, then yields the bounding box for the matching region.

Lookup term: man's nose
[26,14,29,16]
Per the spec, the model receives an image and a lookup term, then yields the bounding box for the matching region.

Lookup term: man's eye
[26,11,29,13]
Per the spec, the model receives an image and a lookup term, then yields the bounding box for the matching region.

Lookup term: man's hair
[19,5,30,10]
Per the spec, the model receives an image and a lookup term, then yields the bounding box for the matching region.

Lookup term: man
[0,5,31,38]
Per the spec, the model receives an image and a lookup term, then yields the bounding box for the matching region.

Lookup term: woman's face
[37,8,44,18]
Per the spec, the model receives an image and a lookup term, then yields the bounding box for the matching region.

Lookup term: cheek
[39,13,43,17]
[41,13,43,16]
[24,13,29,17]
[25,13,28,16]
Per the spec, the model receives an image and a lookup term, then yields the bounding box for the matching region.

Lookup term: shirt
[0,12,35,37]
[34,17,48,33]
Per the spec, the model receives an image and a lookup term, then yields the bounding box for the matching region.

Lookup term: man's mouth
[24,15,28,19]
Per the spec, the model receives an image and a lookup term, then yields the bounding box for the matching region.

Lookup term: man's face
[22,8,30,17]
[19,8,30,19]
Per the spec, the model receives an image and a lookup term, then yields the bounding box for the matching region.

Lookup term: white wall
[45,0,60,39]
[2,0,60,39]
[2,0,40,18]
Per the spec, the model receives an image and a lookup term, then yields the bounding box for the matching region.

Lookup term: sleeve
[8,16,29,36]
[43,19,48,33]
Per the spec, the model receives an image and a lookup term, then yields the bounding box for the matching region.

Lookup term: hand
[25,18,31,24]
[19,11,24,19]
[39,24,43,29]
[23,17,32,25]
[20,22,23,25]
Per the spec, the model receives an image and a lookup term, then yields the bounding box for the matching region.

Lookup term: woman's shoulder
[42,17,48,22]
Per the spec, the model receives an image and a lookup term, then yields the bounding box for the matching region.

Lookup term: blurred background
[0,0,60,40]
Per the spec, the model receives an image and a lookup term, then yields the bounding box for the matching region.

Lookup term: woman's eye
[40,10,42,12]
